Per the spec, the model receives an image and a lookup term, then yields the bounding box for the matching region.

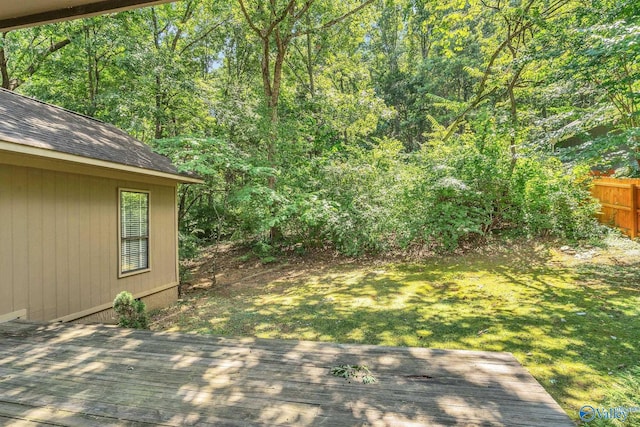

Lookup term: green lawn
[152,236,640,424]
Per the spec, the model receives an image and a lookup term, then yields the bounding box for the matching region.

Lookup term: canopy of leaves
[5,0,626,254]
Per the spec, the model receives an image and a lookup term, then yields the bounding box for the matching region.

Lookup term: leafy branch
[331,364,377,384]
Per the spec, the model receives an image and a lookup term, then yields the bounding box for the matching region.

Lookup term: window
[119,189,149,276]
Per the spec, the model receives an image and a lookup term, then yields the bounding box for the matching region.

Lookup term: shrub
[179,231,202,261]
[162,133,602,257]
[307,138,417,255]
[279,134,601,254]
[113,291,149,329]
[508,158,601,240]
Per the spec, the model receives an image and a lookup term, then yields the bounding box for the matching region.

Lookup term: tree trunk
[155,75,164,139]
[264,45,286,242]
[305,14,315,97]
[84,25,98,116]
[506,49,525,176]
[507,83,518,175]
[0,34,9,90]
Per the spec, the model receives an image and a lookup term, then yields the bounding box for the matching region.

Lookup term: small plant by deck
[331,364,377,384]
[113,291,149,329]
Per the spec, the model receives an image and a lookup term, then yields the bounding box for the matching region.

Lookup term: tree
[0,25,72,90]
[235,0,374,239]
[441,0,575,143]
[527,0,640,170]
[146,0,229,138]
[372,0,485,149]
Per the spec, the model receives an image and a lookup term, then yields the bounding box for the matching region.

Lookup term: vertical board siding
[78,179,92,315]
[55,174,69,318]
[10,167,28,315]
[67,174,81,316]
[41,170,57,320]
[591,178,640,239]
[107,185,117,303]
[154,187,173,281]
[0,164,178,321]
[0,167,13,315]
[89,180,102,307]
[27,169,44,321]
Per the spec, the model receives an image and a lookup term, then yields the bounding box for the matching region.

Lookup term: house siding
[0,163,179,322]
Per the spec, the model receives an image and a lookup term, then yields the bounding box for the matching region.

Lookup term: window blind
[120,190,149,273]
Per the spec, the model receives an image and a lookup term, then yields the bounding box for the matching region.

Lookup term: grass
[153,236,640,424]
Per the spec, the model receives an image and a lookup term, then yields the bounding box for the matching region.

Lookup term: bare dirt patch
[177,243,400,295]
[178,234,640,296]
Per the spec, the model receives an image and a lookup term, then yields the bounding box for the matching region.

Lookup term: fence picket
[591,178,640,239]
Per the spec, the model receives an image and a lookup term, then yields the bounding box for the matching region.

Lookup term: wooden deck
[0,321,574,426]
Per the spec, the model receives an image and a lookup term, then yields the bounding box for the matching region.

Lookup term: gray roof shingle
[0,88,180,176]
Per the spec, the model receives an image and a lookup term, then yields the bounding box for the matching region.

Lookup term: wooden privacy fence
[591,177,640,239]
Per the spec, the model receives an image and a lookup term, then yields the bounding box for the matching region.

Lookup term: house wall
[0,161,179,322]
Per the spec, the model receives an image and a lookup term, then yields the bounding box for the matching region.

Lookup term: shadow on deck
[0,321,574,426]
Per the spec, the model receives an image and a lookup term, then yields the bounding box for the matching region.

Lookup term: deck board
[0,321,574,426]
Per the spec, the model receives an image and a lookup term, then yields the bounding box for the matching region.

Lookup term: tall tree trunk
[506,43,525,176]
[84,25,98,116]
[0,33,10,90]
[263,38,287,241]
[154,74,165,139]
[507,83,518,175]
[305,13,315,97]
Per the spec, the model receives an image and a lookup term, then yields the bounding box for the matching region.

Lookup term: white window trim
[118,188,151,278]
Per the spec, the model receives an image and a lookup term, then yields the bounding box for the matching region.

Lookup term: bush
[179,231,202,261]
[163,133,602,257]
[404,143,500,251]
[304,139,416,255]
[508,158,601,240]
[113,291,149,329]
[279,134,601,254]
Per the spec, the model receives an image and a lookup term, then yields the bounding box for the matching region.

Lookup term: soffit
[0,0,174,32]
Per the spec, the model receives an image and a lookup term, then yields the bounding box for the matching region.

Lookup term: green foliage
[264,133,599,255]
[535,0,640,170]
[179,232,202,261]
[405,135,504,250]
[591,365,640,426]
[113,291,149,329]
[152,136,283,243]
[251,240,277,264]
[508,159,602,239]
[565,4,640,129]
[6,0,612,257]
[299,138,416,255]
[558,128,640,174]
[405,136,598,250]
[331,365,377,384]
[284,134,597,255]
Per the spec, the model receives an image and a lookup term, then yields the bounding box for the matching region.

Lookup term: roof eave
[0,140,204,184]
[0,0,175,33]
